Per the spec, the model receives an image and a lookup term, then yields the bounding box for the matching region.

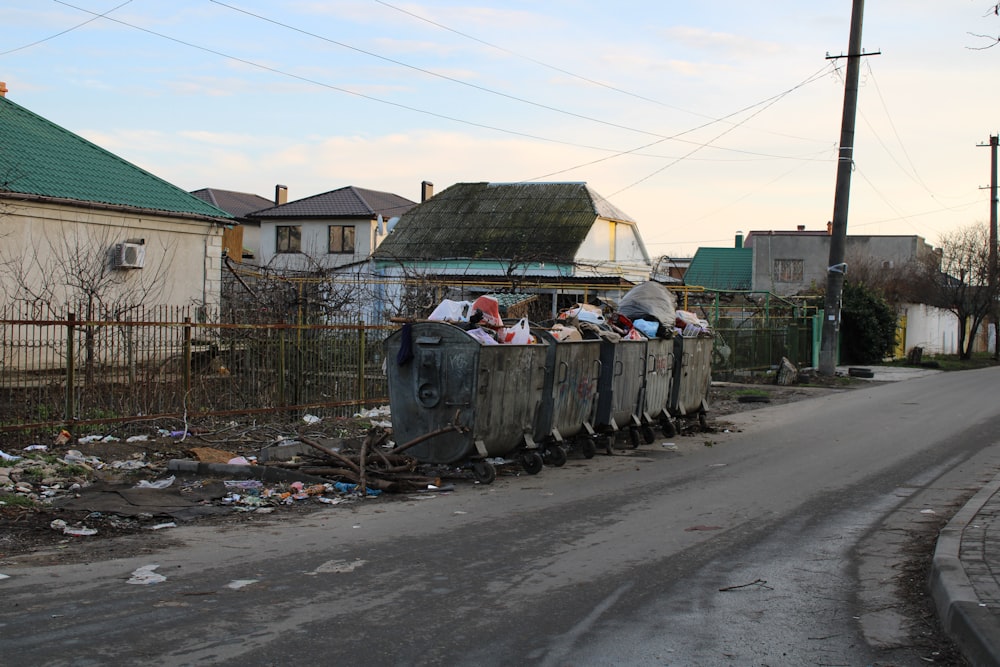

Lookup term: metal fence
[0,304,393,431]
[0,288,818,431]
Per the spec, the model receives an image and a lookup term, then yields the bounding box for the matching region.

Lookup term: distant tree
[840,280,897,364]
[905,223,998,359]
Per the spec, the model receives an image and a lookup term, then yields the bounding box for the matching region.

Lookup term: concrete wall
[899,302,958,355]
[747,233,934,296]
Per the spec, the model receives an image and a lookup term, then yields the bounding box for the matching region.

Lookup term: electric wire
[212,0,666,140]
[55,0,834,164]
[373,0,829,146]
[528,63,836,182]
[0,0,133,57]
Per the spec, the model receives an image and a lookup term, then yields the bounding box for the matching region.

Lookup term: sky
[2,1,999,258]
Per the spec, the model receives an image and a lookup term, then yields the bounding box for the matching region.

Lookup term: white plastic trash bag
[428,299,473,322]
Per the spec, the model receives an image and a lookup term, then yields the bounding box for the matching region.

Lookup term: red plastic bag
[471,295,503,329]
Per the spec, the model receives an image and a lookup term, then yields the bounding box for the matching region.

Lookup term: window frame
[275,225,302,254]
[328,224,356,254]
[773,258,803,283]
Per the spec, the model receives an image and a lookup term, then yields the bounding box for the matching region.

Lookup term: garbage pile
[424,282,712,346]
[428,295,536,345]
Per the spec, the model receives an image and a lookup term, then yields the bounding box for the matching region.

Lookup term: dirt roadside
[0,379,851,567]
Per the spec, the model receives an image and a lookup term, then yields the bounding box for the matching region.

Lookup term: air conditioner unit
[113,242,146,269]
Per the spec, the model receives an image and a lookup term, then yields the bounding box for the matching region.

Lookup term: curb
[929,475,1000,667]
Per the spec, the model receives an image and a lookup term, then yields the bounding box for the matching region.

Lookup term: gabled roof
[0,96,230,220]
[190,188,273,218]
[250,185,416,219]
[684,247,752,291]
[373,181,635,262]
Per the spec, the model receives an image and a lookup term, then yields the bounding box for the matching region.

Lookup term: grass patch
[0,493,37,508]
[732,388,770,397]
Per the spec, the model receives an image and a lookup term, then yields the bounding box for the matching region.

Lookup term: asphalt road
[4,368,1000,666]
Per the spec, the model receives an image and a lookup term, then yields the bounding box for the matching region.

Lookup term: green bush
[840,282,897,364]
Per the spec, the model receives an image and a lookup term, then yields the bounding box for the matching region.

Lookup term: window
[773,259,803,283]
[329,225,356,254]
[276,225,301,253]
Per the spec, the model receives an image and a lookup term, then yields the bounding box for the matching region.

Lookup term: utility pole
[985,135,999,360]
[818,0,869,376]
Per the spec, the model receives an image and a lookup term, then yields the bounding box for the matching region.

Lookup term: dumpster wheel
[578,436,597,459]
[659,416,676,437]
[545,444,567,467]
[641,423,656,444]
[521,451,544,475]
[698,411,708,431]
[471,461,497,485]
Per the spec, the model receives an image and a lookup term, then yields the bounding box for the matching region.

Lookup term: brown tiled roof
[190,188,273,218]
[250,186,416,219]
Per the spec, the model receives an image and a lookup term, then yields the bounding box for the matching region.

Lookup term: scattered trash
[302,414,321,424]
[64,450,101,466]
[226,579,258,590]
[54,429,72,446]
[312,559,366,574]
[921,509,937,515]
[0,573,10,581]
[0,450,21,462]
[77,435,104,444]
[24,444,48,451]
[146,522,177,531]
[127,564,166,585]
[661,443,678,451]
[333,481,382,497]
[134,475,176,489]
[126,435,149,443]
[227,456,252,465]
[453,510,467,515]
[50,519,97,536]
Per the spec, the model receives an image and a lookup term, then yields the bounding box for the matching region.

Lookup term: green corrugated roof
[0,96,230,219]
[373,182,634,262]
[684,247,752,290]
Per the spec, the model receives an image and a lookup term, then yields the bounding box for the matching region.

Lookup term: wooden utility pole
[819,0,868,376]
[988,135,998,360]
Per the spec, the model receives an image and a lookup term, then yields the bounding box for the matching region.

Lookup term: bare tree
[906,223,998,359]
[0,224,177,380]
[968,3,1000,49]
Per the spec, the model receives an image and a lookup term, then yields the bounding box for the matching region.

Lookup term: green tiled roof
[684,247,752,290]
[0,97,230,220]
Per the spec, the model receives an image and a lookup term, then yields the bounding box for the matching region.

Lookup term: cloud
[661,26,782,57]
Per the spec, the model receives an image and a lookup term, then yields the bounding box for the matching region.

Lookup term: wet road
[3,368,1000,666]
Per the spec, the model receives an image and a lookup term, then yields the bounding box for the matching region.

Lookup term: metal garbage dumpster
[531,327,602,460]
[593,336,647,454]
[384,321,549,483]
[667,335,714,432]
[639,336,676,442]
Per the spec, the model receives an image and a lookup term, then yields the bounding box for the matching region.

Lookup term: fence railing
[1,302,816,431]
[0,304,393,431]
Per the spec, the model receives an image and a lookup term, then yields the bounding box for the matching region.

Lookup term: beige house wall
[0,198,223,312]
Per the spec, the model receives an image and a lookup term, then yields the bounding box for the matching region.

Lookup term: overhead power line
[56,0,834,166]
[0,0,133,57]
